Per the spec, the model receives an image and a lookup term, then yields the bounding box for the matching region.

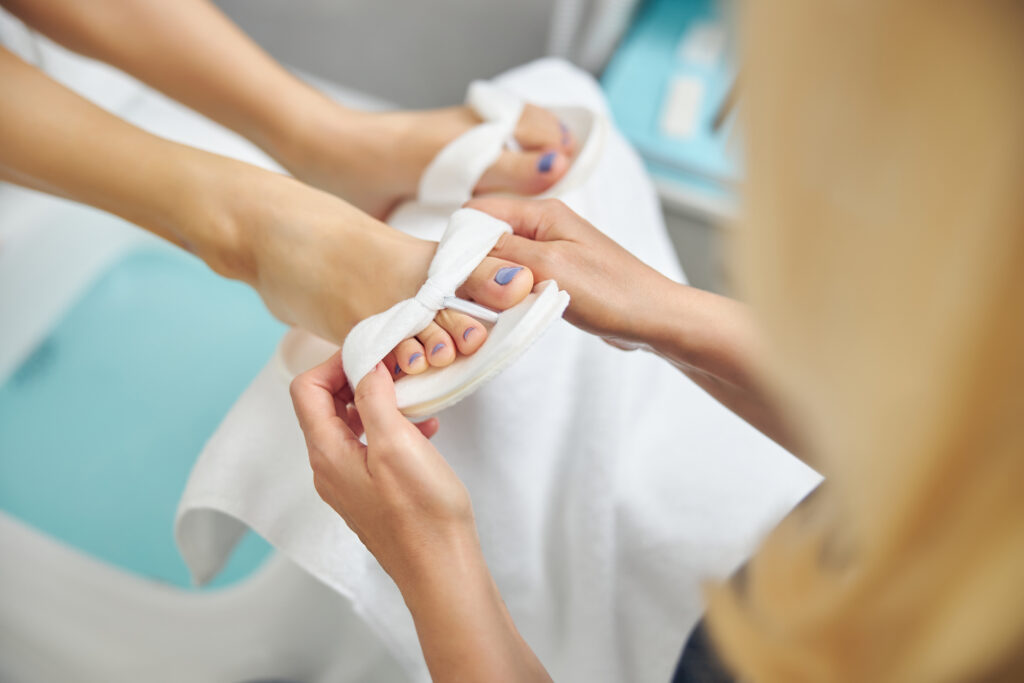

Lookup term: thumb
[490,232,550,278]
[353,362,405,439]
[466,197,548,240]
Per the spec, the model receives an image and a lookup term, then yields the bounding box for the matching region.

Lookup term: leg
[3,0,575,218]
[0,48,533,364]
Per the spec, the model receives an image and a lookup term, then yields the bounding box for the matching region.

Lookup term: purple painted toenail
[463,327,476,341]
[394,363,401,375]
[494,266,522,285]
[409,352,423,365]
[538,152,556,173]
[431,342,445,355]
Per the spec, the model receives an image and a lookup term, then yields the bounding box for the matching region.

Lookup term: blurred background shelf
[601,0,738,293]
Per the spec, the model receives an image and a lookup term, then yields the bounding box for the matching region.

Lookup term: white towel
[176,59,821,683]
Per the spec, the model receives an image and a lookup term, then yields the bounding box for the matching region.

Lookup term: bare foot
[240,173,534,373]
[276,103,576,219]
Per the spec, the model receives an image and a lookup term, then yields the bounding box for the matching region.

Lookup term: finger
[465,196,564,241]
[383,350,402,379]
[485,233,550,276]
[415,417,440,439]
[289,352,359,442]
[345,403,365,438]
[352,362,406,440]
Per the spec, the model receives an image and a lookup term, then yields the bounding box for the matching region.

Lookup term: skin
[291,199,798,681]
[0,0,578,370]
[0,46,538,370]
[0,0,575,219]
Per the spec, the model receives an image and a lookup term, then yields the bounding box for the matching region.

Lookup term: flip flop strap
[341,208,511,387]
[416,81,524,206]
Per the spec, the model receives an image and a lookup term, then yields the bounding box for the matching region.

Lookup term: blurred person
[291,1,1024,681]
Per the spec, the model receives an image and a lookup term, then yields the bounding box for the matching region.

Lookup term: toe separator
[442,296,500,324]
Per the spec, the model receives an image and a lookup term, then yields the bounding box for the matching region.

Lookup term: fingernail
[494,266,523,285]
[463,326,476,341]
[538,151,556,173]
[394,363,402,375]
[431,342,446,355]
[409,352,423,365]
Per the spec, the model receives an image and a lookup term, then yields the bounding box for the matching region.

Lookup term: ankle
[265,94,363,179]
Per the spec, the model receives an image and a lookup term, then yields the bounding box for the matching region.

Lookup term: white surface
[0,24,409,681]
[0,512,404,683]
[677,21,727,67]
[173,58,820,683]
[660,75,705,141]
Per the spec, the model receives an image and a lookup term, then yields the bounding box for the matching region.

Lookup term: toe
[396,338,428,374]
[416,322,456,367]
[436,309,489,354]
[515,104,575,155]
[383,351,402,379]
[456,256,534,311]
[476,148,571,197]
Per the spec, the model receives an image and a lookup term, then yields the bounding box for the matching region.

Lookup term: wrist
[393,522,485,600]
[607,271,687,349]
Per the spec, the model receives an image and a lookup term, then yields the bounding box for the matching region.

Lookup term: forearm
[1,0,332,159]
[0,46,262,280]
[636,279,801,454]
[397,532,552,683]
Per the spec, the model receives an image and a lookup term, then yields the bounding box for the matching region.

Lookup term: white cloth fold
[417,82,523,206]
[341,208,510,387]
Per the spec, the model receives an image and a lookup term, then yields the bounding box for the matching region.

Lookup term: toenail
[538,152,556,173]
[394,363,402,375]
[409,352,423,365]
[494,266,523,285]
[463,327,476,341]
[431,342,445,355]
[559,121,570,145]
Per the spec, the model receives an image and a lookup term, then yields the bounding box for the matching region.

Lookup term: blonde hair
[707,2,1024,681]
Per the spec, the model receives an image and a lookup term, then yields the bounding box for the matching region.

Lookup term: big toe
[456,256,534,312]
[515,103,576,155]
[476,149,571,197]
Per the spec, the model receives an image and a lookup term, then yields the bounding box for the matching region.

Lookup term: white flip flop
[274,208,569,418]
[388,80,607,237]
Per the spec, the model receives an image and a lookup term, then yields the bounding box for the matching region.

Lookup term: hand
[470,198,800,452]
[291,353,552,682]
[467,197,674,348]
[289,352,478,587]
